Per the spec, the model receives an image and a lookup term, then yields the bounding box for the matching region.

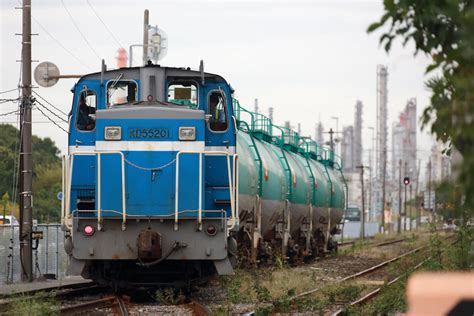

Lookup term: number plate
[129,128,171,139]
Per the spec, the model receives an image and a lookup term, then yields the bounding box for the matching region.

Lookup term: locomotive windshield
[106,80,138,107]
[167,82,198,108]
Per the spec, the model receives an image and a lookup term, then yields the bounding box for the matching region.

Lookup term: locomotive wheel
[228,236,238,269]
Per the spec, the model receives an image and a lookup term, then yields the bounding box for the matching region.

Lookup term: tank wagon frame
[61,62,347,285]
[233,100,347,264]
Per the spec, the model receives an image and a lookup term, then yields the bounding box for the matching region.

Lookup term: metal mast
[375,65,388,223]
[142,9,149,65]
[19,0,33,282]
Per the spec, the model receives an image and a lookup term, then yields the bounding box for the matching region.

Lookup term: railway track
[338,237,406,248]
[59,294,130,315]
[290,244,425,301]
[330,236,458,314]
[0,282,102,314]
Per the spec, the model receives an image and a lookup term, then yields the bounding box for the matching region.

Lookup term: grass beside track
[209,226,469,315]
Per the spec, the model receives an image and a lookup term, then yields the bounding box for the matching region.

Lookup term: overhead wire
[32,91,68,116]
[34,99,68,123]
[61,0,102,61]
[0,109,20,116]
[0,98,20,104]
[14,0,93,70]
[0,88,19,95]
[31,16,94,71]
[86,0,125,49]
[34,103,69,134]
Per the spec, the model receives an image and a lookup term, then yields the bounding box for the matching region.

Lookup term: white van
[0,215,19,225]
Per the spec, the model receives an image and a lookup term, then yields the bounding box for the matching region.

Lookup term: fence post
[45,225,49,275]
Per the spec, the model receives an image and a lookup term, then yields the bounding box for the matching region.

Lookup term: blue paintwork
[68,73,233,220]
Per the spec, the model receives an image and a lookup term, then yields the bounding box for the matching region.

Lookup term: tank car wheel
[327,237,338,253]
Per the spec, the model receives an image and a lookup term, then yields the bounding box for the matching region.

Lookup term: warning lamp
[206,225,217,236]
[83,225,95,236]
[403,177,410,186]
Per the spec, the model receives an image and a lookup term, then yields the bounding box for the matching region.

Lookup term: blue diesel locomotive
[61,62,345,284]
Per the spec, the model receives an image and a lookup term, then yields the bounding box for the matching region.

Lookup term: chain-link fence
[0,224,69,284]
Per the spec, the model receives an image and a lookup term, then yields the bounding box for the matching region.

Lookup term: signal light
[83,225,95,236]
[206,225,217,236]
[403,177,410,186]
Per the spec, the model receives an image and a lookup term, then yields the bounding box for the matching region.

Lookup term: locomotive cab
[63,64,238,283]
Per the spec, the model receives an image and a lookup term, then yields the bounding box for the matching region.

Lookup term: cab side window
[208,91,228,132]
[76,90,96,131]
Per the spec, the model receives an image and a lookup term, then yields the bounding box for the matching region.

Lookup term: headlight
[104,126,121,140]
[179,127,196,141]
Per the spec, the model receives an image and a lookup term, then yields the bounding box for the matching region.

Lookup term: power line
[32,91,68,116]
[34,99,68,123]
[0,88,19,95]
[34,104,69,134]
[0,98,20,104]
[86,0,125,49]
[61,0,102,61]
[0,120,65,124]
[31,16,94,71]
[0,109,20,116]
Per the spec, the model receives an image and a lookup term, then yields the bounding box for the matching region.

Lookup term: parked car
[0,215,19,225]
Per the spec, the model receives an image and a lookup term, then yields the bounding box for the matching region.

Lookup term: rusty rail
[332,256,431,315]
[59,295,116,314]
[331,237,458,314]
[59,294,129,315]
[185,299,212,316]
[290,245,426,300]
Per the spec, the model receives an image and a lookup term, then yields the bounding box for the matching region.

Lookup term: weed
[358,281,407,314]
[154,287,183,305]
[294,296,329,315]
[272,294,292,313]
[9,292,59,315]
[254,303,273,316]
[322,283,364,304]
[253,282,271,302]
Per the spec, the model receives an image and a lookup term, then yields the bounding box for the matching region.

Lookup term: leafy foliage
[0,124,61,222]
[368,0,474,216]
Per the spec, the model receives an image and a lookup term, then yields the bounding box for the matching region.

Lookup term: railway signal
[404,177,410,186]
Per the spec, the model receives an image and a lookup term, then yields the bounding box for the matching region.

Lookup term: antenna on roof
[199,60,205,85]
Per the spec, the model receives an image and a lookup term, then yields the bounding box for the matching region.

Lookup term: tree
[0,124,60,199]
[368,0,474,216]
[0,124,62,222]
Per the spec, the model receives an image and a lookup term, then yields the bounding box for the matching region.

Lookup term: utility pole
[415,159,421,228]
[328,128,334,152]
[409,183,413,231]
[357,165,365,240]
[428,157,432,222]
[368,157,372,221]
[19,0,33,282]
[397,159,402,234]
[381,147,387,233]
[142,9,149,65]
[403,161,407,231]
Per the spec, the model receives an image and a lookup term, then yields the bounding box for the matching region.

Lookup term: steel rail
[115,295,130,316]
[59,295,116,315]
[290,245,425,300]
[185,299,212,316]
[0,281,96,300]
[332,256,432,315]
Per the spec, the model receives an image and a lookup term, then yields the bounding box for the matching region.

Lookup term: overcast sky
[0,0,435,167]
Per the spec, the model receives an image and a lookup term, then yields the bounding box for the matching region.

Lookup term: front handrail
[67,151,127,231]
[174,151,238,231]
